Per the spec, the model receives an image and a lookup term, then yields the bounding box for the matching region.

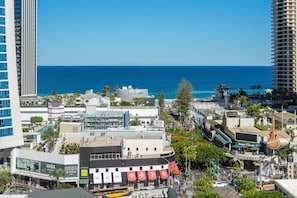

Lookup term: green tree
[129,117,141,126]
[119,101,132,106]
[274,147,288,173]
[30,116,43,124]
[42,127,59,152]
[236,178,257,194]
[0,171,13,192]
[195,141,226,167]
[286,128,297,142]
[241,190,286,198]
[246,103,262,122]
[215,84,230,99]
[158,91,165,113]
[132,97,144,106]
[175,79,193,127]
[113,85,119,96]
[237,95,248,107]
[102,85,110,96]
[51,168,64,188]
[194,176,213,193]
[52,88,57,96]
[59,143,80,154]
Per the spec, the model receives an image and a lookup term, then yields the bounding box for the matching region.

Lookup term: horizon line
[37,65,272,67]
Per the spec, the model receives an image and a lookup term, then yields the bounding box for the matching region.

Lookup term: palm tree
[237,95,248,107]
[215,84,230,99]
[251,85,257,94]
[257,84,263,95]
[113,86,119,96]
[274,148,287,174]
[286,128,297,142]
[133,97,144,106]
[102,85,110,96]
[51,168,64,188]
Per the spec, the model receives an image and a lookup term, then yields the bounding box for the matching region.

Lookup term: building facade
[14,0,37,96]
[272,0,297,93]
[0,0,24,155]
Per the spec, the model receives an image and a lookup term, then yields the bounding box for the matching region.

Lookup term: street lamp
[185,145,198,178]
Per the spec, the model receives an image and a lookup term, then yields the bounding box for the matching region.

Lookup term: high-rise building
[0,0,23,151]
[14,0,37,96]
[272,0,297,93]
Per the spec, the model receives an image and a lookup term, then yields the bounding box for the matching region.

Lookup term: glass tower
[0,0,23,151]
[14,0,37,96]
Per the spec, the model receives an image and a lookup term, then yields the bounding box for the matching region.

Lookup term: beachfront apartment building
[14,0,37,96]
[117,85,155,104]
[272,0,297,93]
[0,0,24,162]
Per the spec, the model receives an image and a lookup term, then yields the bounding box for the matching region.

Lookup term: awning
[113,172,122,183]
[169,162,180,175]
[93,172,102,184]
[249,146,259,150]
[137,171,147,181]
[127,171,136,182]
[79,178,89,184]
[215,134,229,145]
[232,144,248,149]
[159,169,168,180]
[103,172,112,183]
[147,170,157,180]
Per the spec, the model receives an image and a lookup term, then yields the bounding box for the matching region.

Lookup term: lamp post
[185,145,198,178]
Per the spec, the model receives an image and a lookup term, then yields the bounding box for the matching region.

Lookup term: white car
[213,181,228,187]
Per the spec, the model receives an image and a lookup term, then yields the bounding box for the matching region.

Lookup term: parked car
[213,181,228,187]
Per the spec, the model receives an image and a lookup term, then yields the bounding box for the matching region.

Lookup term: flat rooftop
[275,179,297,198]
[80,135,162,147]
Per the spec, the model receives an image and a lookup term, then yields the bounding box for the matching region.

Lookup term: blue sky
[38,0,271,66]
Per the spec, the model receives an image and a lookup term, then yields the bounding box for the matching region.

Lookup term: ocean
[37,66,272,99]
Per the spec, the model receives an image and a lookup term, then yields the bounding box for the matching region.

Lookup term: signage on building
[235,132,257,143]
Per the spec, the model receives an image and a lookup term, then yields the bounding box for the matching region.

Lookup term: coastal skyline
[38,0,271,66]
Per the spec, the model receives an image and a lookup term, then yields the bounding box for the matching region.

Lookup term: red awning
[127,171,136,182]
[169,162,180,175]
[137,171,147,181]
[147,170,157,180]
[159,169,168,179]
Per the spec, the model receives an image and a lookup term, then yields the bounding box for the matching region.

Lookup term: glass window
[0,72,7,80]
[0,54,6,61]
[0,81,7,89]
[0,36,5,43]
[0,0,4,7]
[0,26,4,34]
[0,17,5,25]
[0,63,6,70]
[0,8,5,16]
[0,45,6,52]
